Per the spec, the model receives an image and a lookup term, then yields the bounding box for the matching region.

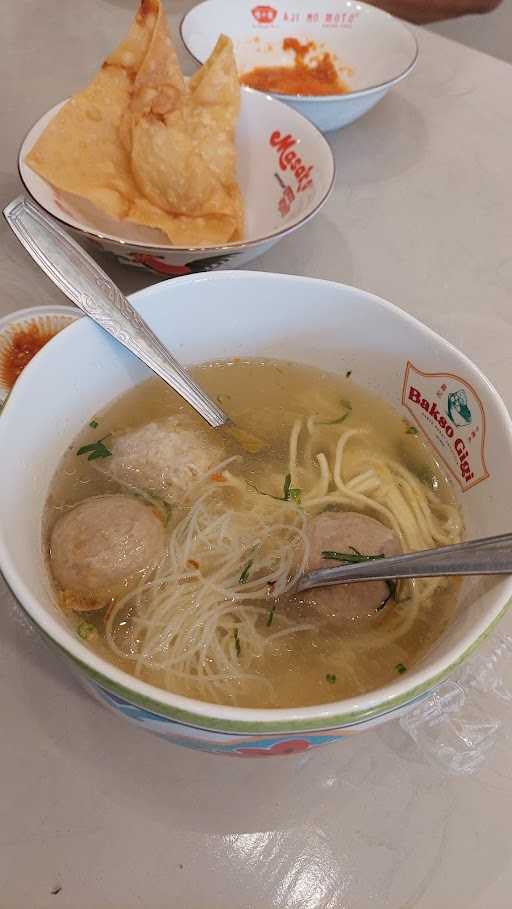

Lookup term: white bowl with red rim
[18,88,334,277]
[181,0,419,132]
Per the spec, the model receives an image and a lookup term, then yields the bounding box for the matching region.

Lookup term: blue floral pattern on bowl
[90,681,345,756]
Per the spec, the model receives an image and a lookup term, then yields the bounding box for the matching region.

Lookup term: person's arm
[369,0,502,24]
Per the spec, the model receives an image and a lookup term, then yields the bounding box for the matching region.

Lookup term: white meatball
[305,511,401,625]
[98,416,224,504]
[50,494,166,610]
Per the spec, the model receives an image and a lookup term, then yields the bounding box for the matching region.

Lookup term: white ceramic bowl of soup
[18,90,334,277]
[181,0,418,133]
[0,271,511,757]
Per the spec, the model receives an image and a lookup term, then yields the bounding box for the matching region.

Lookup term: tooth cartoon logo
[447,389,472,427]
[402,362,489,492]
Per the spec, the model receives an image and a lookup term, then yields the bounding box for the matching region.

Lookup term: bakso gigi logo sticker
[402,363,489,491]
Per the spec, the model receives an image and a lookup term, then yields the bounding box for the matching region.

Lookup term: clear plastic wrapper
[400,632,512,774]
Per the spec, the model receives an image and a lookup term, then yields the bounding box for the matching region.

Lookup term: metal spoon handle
[297,532,512,592]
[3,196,228,428]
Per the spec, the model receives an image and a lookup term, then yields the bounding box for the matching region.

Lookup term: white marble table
[2,3,512,907]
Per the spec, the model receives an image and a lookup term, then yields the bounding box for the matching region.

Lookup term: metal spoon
[296,532,512,594]
[5,197,510,587]
[3,195,228,428]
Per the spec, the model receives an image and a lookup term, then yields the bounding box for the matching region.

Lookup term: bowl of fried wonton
[18,0,334,277]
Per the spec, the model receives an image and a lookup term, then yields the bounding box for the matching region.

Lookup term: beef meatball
[98,415,224,504]
[50,494,166,611]
[305,511,401,625]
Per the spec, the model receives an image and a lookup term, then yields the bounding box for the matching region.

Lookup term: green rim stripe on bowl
[12,590,512,734]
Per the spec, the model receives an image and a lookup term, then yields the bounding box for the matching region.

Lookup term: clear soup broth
[43,359,462,708]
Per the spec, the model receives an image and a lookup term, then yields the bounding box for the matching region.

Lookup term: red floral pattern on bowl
[234,739,313,757]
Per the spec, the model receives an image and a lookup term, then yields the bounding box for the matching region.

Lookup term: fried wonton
[26,0,243,246]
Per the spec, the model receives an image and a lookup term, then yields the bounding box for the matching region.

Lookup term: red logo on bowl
[270,131,314,193]
[402,362,489,491]
[251,5,277,24]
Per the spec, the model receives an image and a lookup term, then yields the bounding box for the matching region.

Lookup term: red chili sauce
[0,324,56,391]
[240,38,349,96]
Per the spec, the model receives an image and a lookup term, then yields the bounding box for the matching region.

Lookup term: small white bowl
[18,88,334,277]
[1,271,511,757]
[0,305,80,403]
[181,0,418,132]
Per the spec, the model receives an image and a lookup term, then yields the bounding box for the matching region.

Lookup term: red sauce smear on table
[240,38,349,96]
[0,324,56,391]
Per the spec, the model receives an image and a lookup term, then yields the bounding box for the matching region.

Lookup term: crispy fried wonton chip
[188,35,243,240]
[26,0,243,246]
